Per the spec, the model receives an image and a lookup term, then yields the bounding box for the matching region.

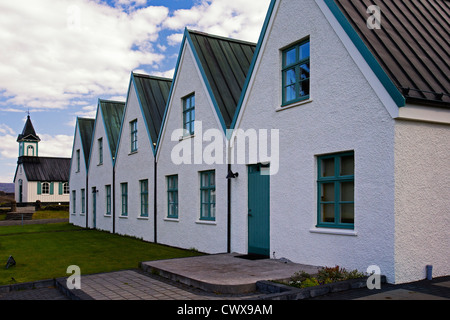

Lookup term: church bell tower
[17,114,40,157]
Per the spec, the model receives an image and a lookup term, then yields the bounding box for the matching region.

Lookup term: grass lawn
[0,223,202,286]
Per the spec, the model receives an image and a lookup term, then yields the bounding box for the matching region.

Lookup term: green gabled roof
[132,73,172,148]
[187,30,256,129]
[99,99,125,159]
[77,117,95,167]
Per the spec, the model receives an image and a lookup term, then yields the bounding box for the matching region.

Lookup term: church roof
[17,115,40,142]
[17,156,71,182]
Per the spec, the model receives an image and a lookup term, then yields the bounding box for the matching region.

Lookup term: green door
[248,164,270,256]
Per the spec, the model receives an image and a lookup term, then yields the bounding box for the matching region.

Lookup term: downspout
[227,164,231,253]
[154,156,157,244]
[112,163,116,234]
[85,175,89,229]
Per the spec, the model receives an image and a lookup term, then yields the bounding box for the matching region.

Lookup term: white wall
[232,0,397,282]
[114,80,155,242]
[69,123,89,228]
[394,120,450,283]
[87,108,114,232]
[156,41,229,254]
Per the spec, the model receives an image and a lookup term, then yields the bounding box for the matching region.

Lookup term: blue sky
[0,0,270,183]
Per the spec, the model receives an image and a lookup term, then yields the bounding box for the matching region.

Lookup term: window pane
[321,183,335,202]
[300,42,310,60]
[341,181,354,201]
[201,173,209,187]
[340,204,354,224]
[299,79,310,97]
[300,63,310,80]
[285,68,296,85]
[285,48,296,66]
[285,85,296,102]
[202,203,209,218]
[321,204,335,223]
[341,155,354,176]
[321,158,335,177]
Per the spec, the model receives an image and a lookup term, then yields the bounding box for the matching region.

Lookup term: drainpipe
[112,163,116,234]
[85,175,89,229]
[154,156,157,244]
[227,164,231,253]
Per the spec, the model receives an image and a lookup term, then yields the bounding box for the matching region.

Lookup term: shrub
[287,265,366,289]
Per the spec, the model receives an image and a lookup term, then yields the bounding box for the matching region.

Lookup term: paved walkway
[1,253,449,301]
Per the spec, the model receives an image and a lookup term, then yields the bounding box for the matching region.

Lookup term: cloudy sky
[0,0,271,183]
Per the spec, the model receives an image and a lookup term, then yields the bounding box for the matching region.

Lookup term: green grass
[0,223,202,286]
[32,210,69,220]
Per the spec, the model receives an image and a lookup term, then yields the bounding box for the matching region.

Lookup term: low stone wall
[255,276,386,300]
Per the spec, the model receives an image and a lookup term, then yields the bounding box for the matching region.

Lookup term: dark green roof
[99,100,125,159]
[187,30,256,128]
[18,156,70,182]
[133,73,172,147]
[77,118,95,167]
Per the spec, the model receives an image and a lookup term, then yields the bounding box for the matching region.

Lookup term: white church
[69,0,450,284]
[13,115,71,204]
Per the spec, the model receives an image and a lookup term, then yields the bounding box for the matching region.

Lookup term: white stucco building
[68,0,449,284]
[86,99,125,232]
[69,117,95,227]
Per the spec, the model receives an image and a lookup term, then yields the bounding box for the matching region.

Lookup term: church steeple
[17,115,40,157]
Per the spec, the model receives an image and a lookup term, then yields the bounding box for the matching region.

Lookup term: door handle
[248,209,252,217]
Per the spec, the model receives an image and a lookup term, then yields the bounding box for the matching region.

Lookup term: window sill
[104,214,111,218]
[137,216,149,220]
[128,151,138,156]
[80,213,85,216]
[119,215,128,219]
[164,217,179,222]
[196,219,216,225]
[276,98,313,112]
[309,227,357,236]
[97,163,103,167]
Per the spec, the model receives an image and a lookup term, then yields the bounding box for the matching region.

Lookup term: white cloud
[39,134,74,158]
[0,0,169,111]
[164,0,271,43]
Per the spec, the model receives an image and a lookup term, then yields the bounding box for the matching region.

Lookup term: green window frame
[130,120,138,152]
[317,152,355,229]
[105,185,111,215]
[98,138,103,165]
[81,189,85,214]
[200,171,216,221]
[167,175,178,219]
[72,191,76,214]
[140,179,149,217]
[183,94,195,136]
[121,183,128,216]
[282,39,310,105]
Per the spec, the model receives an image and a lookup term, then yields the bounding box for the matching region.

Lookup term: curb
[254,276,387,300]
[0,279,55,294]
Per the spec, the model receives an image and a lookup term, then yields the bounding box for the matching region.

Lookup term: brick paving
[69,269,261,300]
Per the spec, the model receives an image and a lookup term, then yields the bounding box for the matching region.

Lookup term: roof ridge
[132,72,173,82]
[186,28,257,47]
